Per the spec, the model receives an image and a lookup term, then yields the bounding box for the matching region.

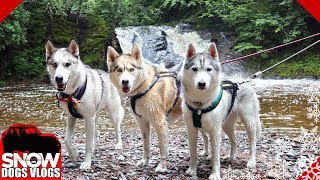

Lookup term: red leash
[221,32,320,64]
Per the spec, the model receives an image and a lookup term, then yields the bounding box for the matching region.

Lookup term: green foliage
[13,48,45,79]
[247,52,320,78]
[160,0,314,53]
[82,17,109,66]
[0,6,29,51]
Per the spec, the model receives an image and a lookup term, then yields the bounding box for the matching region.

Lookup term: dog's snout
[55,76,63,83]
[198,82,206,89]
[122,80,129,86]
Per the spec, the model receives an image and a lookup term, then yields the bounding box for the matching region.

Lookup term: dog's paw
[208,172,221,180]
[155,161,167,173]
[115,142,123,150]
[136,158,149,167]
[199,150,208,157]
[205,154,212,161]
[80,162,91,170]
[222,155,234,163]
[246,159,256,168]
[185,167,197,176]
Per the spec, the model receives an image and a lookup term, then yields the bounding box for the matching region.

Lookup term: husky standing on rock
[45,39,124,170]
[181,43,262,179]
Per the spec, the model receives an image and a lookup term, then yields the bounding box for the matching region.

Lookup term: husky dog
[181,43,262,179]
[45,39,124,170]
[107,44,188,172]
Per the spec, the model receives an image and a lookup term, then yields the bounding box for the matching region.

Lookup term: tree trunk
[76,0,83,25]
[47,3,53,38]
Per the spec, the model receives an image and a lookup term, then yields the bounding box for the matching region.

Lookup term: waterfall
[115,24,241,76]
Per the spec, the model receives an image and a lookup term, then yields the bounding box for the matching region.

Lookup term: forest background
[0,0,319,85]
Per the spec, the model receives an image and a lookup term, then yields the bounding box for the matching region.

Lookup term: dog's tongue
[122,87,130,93]
[57,84,66,91]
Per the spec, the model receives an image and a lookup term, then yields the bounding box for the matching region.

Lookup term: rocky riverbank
[49,127,319,180]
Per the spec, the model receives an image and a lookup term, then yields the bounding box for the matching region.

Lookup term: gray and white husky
[181,43,262,179]
[45,39,124,170]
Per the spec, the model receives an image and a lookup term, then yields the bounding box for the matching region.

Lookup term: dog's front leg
[65,116,78,162]
[136,118,151,167]
[185,119,198,177]
[80,115,96,170]
[199,129,210,159]
[209,126,222,180]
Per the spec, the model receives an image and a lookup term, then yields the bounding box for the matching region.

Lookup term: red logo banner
[297,0,320,22]
[0,0,23,23]
[0,124,62,179]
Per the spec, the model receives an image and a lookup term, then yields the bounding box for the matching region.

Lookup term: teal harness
[186,80,238,128]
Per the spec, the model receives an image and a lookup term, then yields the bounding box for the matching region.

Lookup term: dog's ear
[208,43,218,59]
[186,43,196,59]
[107,46,119,63]
[67,39,79,57]
[45,39,57,57]
[131,44,143,63]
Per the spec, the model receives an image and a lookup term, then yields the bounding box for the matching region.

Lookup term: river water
[0,79,319,134]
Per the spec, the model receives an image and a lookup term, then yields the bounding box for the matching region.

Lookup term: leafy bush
[13,48,45,80]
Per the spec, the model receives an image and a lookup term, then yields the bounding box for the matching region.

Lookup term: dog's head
[45,39,81,92]
[107,44,145,96]
[182,43,221,91]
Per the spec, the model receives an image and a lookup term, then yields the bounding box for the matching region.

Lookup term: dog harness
[56,75,87,118]
[130,71,181,118]
[186,80,238,128]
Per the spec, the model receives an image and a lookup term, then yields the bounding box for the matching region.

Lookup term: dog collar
[186,88,223,128]
[57,75,87,118]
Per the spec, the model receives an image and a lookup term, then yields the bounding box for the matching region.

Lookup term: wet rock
[117,155,125,161]
[266,172,277,179]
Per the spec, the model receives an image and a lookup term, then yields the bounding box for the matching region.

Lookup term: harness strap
[186,89,223,128]
[130,77,160,117]
[57,75,87,118]
[221,80,239,116]
[185,80,239,128]
[130,71,179,118]
[166,79,181,115]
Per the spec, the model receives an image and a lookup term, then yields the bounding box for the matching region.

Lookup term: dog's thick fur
[181,43,262,179]
[45,39,124,170]
[107,44,185,172]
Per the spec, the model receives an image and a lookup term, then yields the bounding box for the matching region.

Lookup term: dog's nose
[122,80,129,86]
[198,82,206,89]
[55,76,63,83]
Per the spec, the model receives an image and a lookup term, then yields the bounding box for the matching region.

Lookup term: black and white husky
[181,43,262,179]
[45,39,124,170]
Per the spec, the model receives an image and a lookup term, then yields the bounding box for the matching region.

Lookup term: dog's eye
[129,68,135,72]
[192,68,198,72]
[65,62,71,67]
[207,68,212,72]
[52,63,57,68]
[117,68,123,73]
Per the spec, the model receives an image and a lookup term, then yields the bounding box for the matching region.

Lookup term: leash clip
[197,110,201,115]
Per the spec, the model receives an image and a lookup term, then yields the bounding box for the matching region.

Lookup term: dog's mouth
[57,83,67,91]
[198,87,206,90]
[122,86,131,93]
